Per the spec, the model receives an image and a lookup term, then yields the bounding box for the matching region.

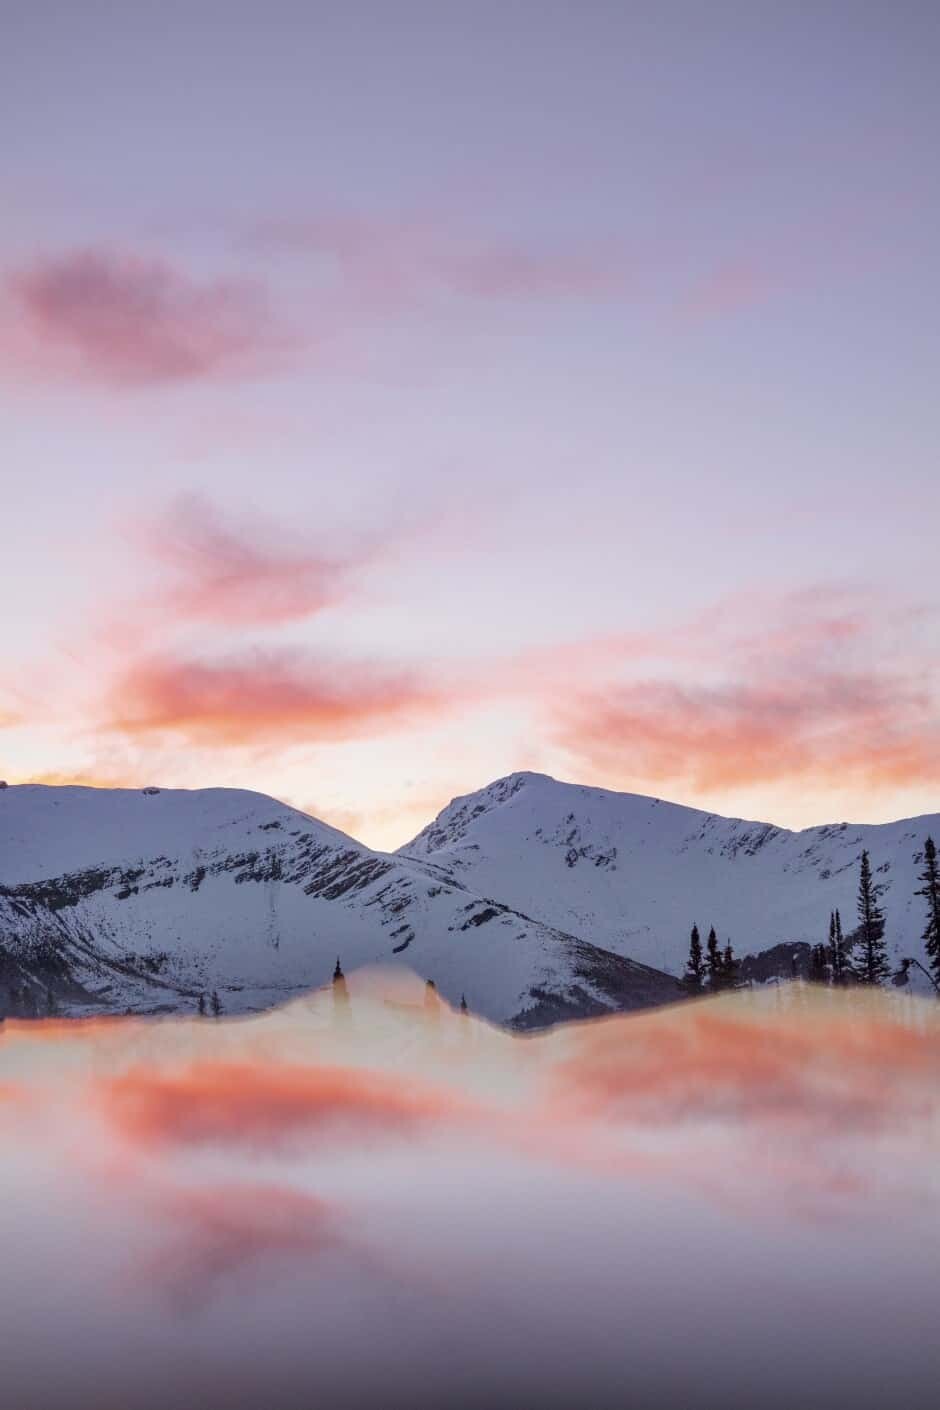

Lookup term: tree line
[683,836,940,995]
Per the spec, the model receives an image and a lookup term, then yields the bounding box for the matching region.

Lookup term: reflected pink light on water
[1,975,939,1409]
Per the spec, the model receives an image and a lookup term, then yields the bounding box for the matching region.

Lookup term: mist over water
[1,972,938,1410]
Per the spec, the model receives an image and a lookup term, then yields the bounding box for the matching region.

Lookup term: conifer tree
[809,944,828,984]
[852,850,890,986]
[706,926,721,990]
[460,993,469,1015]
[721,940,739,991]
[829,909,847,986]
[683,923,705,993]
[915,836,940,986]
[210,990,222,1017]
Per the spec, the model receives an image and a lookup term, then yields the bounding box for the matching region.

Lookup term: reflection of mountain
[1,773,937,1024]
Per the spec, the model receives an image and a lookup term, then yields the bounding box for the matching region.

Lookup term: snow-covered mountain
[2,773,936,1027]
[401,772,940,979]
[0,783,677,1026]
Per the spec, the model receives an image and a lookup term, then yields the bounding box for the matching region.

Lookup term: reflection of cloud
[549,1001,940,1136]
[145,1181,341,1306]
[100,1059,473,1149]
[1,986,940,1408]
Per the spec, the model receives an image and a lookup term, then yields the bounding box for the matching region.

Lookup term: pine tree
[706,927,721,991]
[852,850,890,986]
[721,941,739,991]
[830,909,847,986]
[809,944,828,984]
[683,923,705,993]
[210,990,222,1017]
[827,911,836,972]
[915,836,940,986]
[460,993,469,1015]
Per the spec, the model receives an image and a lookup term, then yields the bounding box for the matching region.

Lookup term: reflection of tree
[332,956,351,1028]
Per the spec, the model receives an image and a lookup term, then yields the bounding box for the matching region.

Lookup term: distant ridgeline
[0,775,937,1023]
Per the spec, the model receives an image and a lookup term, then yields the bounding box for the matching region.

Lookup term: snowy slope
[400,773,940,978]
[0,784,677,1025]
[3,773,935,1027]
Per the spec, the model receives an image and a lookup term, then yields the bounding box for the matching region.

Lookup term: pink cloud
[255,213,627,307]
[138,494,367,628]
[2,248,290,387]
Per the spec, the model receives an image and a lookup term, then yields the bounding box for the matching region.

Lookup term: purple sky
[1,1,938,845]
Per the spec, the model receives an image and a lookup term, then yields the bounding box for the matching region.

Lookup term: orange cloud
[539,589,940,797]
[101,648,449,746]
[556,669,940,793]
[13,769,136,789]
[2,248,291,387]
[100,1059,472,1150]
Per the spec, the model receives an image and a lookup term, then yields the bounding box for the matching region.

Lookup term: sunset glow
[2,2,937,847]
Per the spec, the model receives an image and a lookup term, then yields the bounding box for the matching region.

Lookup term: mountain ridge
[1,774,936,1023]
[0,780,679,1025]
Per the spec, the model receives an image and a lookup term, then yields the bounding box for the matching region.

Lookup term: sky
[1,0,938,849]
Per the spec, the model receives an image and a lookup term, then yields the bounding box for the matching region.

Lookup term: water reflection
[1,971,938,1409]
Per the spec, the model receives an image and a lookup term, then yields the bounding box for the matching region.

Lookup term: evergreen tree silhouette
[852,850,890,986]
[460,993,469,1014]
[706,927,721,990]
[829,909,847,986]
[721,940,739,990]
[683,923,705,993]
[331,956,351,1025]
[809,944,828,984]
[210,990,222,1017]
[916,836,940,986]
